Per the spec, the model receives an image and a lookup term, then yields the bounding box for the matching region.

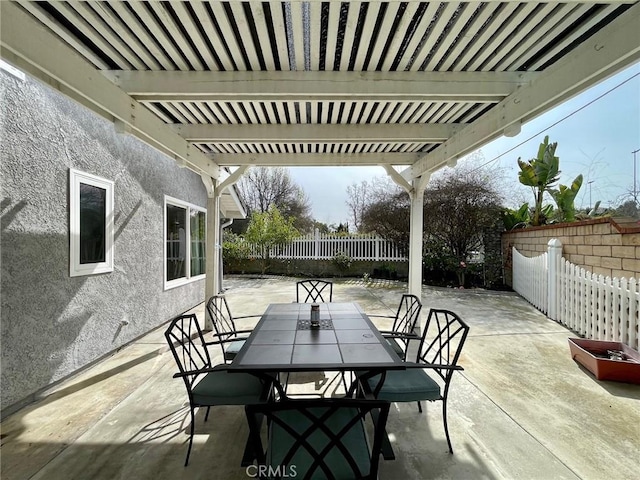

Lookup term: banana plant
[550,174,583,223]
[517,136,561,226]
[501,203,530,230]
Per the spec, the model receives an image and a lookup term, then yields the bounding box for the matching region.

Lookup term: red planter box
[568,338,640,384]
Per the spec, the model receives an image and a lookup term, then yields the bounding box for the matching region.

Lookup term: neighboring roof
[221,169,247,219]
[1,1,638,183]
[219,187,246,219]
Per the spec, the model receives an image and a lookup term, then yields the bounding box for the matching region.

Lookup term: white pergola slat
[15,0,109,69]
[50,1,134,70]
[529,4,623,71]
[407,1,640,179]
[0,1,220,177]
[503,4,585,71]
[106,1,174,70]
[87,1,159,70]
[127,1,191,70]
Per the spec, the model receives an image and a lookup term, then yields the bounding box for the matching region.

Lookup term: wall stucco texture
[1,70,207,413]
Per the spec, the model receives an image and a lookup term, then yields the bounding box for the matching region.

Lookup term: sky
[289,61,640,227]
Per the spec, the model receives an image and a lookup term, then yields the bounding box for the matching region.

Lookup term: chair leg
[204,406,211,422]
[340,371,350,394]
[185,406,196,466]
[417,401,422,413]
[442,400,453,454]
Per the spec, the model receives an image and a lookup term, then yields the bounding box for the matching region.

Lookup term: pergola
[2,0,639,304]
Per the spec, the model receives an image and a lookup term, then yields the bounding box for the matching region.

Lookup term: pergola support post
[202,167,248,330]
[407,189,424,299]
[407,175,430,297]
[383,166,430,320]
[204,192,221,331]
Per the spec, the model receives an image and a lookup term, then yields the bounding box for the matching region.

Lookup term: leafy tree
[312,221,330,234]
[237,166,314,233]
[517,136,560,226]
[361,190,411,252]
[359,162,502,286]
[245,206,299,274]
[614,200,640,219]
[333,222,350,234]
[423,169,502,286]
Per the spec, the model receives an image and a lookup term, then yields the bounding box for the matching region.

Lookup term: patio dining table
[225,301,405,463]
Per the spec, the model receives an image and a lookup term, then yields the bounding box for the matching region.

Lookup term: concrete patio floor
[2,275,639,480]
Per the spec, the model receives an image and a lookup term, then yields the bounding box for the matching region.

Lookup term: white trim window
[164,196,206,289]
[69,169,114,277]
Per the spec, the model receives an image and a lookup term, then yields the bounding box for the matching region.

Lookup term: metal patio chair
[369,293,422,361]
[362,308,469,454]
[206,294,259,363]
[165,313,272,466]
[246,397,390,479]
[296,279,333,303]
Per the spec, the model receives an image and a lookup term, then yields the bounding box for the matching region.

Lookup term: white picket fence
[559,261,639,348]
[513,248,548,314]
[246,232,407,261]
[512,240,639,350]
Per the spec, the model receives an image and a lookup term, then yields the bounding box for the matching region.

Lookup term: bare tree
[345,181,368,232]
[237,166,314,233]
[346,176,401,232]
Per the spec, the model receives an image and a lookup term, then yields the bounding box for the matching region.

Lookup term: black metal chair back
[390,293,422,352]
[246,398,390,480]
[165,313,212,397]
[165,313,272,466]
[206,294,240,360]
[296,279,333,303]
[416,309,470,398]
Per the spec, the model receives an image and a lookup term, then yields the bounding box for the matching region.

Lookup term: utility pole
[633,149,640,205]
[588,180,594,210]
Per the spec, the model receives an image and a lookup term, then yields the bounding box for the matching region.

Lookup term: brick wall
[502,217,640,286]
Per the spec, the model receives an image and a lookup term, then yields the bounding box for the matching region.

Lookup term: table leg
[371,407,396,460]
[241,412,261,467]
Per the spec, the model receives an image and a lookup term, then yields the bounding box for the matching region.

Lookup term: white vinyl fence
[512,240,639,350]
[512,247,548,314]
[247,232,407,261]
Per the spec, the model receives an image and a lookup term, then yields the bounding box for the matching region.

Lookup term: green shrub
[331,251,352,275]
[222,232,251,271]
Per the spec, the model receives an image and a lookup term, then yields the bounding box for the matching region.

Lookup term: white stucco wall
[0,69,207,414]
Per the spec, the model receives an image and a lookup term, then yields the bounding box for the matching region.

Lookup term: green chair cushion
[192,370,266,405]
[224,339,246,361]
[367,369,441,402]
[268,407,370,479]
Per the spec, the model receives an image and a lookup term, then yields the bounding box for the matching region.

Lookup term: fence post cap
[548,238,563,248]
